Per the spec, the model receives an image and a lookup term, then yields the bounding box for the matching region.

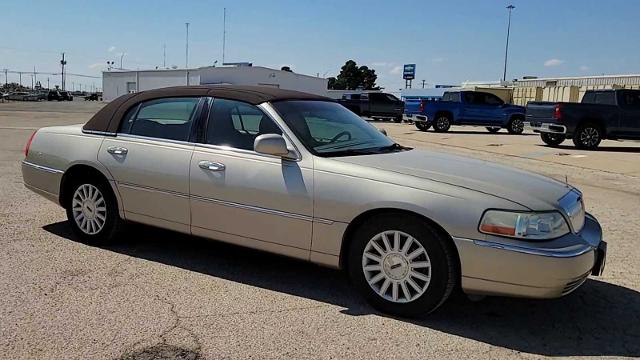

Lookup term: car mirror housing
[254,134,293,158]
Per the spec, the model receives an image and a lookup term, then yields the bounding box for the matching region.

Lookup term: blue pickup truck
[404,90,526,134]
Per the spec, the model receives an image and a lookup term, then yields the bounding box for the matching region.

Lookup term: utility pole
[222,8,226,64]
[163,43,166,68]
[33,66,37,88]
[72,82,75,91]
[47,77,50,89]
[421,80,426,88]
[185,22,190,68]
[60,52,67,90]
[502,5,515,83]
[2,69,7,87]
[19,72,22,87]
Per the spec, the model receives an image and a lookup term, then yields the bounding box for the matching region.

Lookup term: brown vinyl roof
[83,85,332,134]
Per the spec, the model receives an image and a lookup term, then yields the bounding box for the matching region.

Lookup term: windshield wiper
[320,148,381,157]
[377,143,411,152]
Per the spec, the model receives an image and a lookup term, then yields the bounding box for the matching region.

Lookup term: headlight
[479,210,570,240]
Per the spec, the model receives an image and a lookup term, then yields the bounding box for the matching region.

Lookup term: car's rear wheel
[486,127,501,133]
[433,115,451,133]
[573,123,602,150]
[347,214,457,316]
[65,178,123,245]
[507,117,525,134]
[415,122,431,131]
[541,133,565,147]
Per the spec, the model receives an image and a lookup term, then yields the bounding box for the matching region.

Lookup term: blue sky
[1,0,639,91]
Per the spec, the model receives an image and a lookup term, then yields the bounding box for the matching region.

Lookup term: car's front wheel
[65,178,123,245]
[541,133,565,147]
[347,214,457,316]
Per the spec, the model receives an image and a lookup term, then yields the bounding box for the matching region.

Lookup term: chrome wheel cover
[436,117,449,130]
[71,184,107,235]
[580,127,599,146]
[362,230,432,303]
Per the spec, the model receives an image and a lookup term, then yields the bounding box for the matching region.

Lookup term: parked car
[84,93,101,101]
[21,85,606,317]
[526,89,640,149]
[338,92,405,122]
[47,90,62,101]
[59,91,73,101]
[404,91,526,133]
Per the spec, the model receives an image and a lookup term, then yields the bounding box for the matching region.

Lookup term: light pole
[185,22,190,68]
[502,4,515,83]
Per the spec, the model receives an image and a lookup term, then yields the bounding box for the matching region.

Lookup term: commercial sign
[403,64,416,80]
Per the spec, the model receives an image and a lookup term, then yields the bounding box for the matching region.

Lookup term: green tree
[327,60,378,90]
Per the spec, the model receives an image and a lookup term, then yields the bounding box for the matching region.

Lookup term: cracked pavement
[1,101,639,359]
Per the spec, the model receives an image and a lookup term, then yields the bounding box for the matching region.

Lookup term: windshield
[272,101,406,157]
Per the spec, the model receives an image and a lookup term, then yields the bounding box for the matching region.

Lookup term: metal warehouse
[102,65,328,101]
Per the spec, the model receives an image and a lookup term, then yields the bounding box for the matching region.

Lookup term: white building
[102,65,329,101]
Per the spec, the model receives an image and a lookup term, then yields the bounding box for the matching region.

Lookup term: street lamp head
[507,4,515,10]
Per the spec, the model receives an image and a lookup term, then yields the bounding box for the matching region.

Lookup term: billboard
[403,64,416,80]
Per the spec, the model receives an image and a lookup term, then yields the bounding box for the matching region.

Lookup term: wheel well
[576,119,607,137]
[59,164,110,209]
[509,113,525,122]
[338,209,461,275]
[434,111,452,120]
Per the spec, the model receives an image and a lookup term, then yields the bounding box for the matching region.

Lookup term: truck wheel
[415,122,431,132]
[573,123,602,150]
[507,117,525,134]
[541,133,565,147]
[347,213,457,317]
[394,115,403,123]
[65,177,124,245]
[433,115,451,132]
[486,127,501,134]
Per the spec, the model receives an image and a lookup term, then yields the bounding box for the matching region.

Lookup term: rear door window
[594,92,616,105]
[119,97,200,141]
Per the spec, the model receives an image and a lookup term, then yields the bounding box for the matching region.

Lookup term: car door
[618,90,640,138]
[459,92,482,124]
[189,98,313,260]
[368,93,394,116]
[98,96,203,233]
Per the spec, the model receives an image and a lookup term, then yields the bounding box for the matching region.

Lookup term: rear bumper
[526,121,567,134]
[403,113,428,123]
[454,214,605,299]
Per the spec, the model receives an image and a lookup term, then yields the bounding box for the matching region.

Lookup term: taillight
[419,100,425,113]
[24,130,37,157]
[554,104,562,121]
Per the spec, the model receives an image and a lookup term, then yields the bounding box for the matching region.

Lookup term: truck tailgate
[403,99,422,115]
[525,102,558,123]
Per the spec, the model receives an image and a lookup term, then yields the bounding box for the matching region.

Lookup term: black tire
[347,214,457,317]
[486,127,501,134]
[540,133,565,147]
[415,122,431,132]
[394,115,403,123]
[507,116,525,134]
[572,123,603,150]
[433,114,451,133]
[65,177,123,245]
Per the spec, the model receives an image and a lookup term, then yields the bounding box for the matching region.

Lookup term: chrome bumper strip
[22,161,64,174]
[454,236,595,258]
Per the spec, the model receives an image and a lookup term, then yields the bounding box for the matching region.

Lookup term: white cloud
[579,65,590,71]
[544,58,564,67]
[432,57,444,63]
[108,46,116,53]
[371,62,390,67]
[390,65,403,75]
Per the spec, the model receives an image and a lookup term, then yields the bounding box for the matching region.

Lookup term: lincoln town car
[21,86,607,316]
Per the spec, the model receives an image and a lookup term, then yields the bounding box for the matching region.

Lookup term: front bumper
[454,214,606,298]
[525,121,567,134]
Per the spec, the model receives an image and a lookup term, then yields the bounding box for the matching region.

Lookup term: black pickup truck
[338,92,405,122]
[526,89,640,149]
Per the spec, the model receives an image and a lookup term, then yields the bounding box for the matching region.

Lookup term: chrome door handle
[107,146,128,155]
[199,161,225,171]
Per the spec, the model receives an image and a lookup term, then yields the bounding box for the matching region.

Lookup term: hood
[333,149,572,210]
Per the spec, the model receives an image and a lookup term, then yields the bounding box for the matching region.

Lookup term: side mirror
[254,134,291,158]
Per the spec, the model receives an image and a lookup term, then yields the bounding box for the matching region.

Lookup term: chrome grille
[559,190,586,233]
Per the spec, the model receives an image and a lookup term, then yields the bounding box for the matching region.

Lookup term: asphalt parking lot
[1,101,639,359]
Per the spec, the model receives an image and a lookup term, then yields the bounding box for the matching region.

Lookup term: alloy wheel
[71,184,107,235]
[361,230,432,303]
[580,127,599,147]
[436,117,449,130]
[510,119,524,133]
